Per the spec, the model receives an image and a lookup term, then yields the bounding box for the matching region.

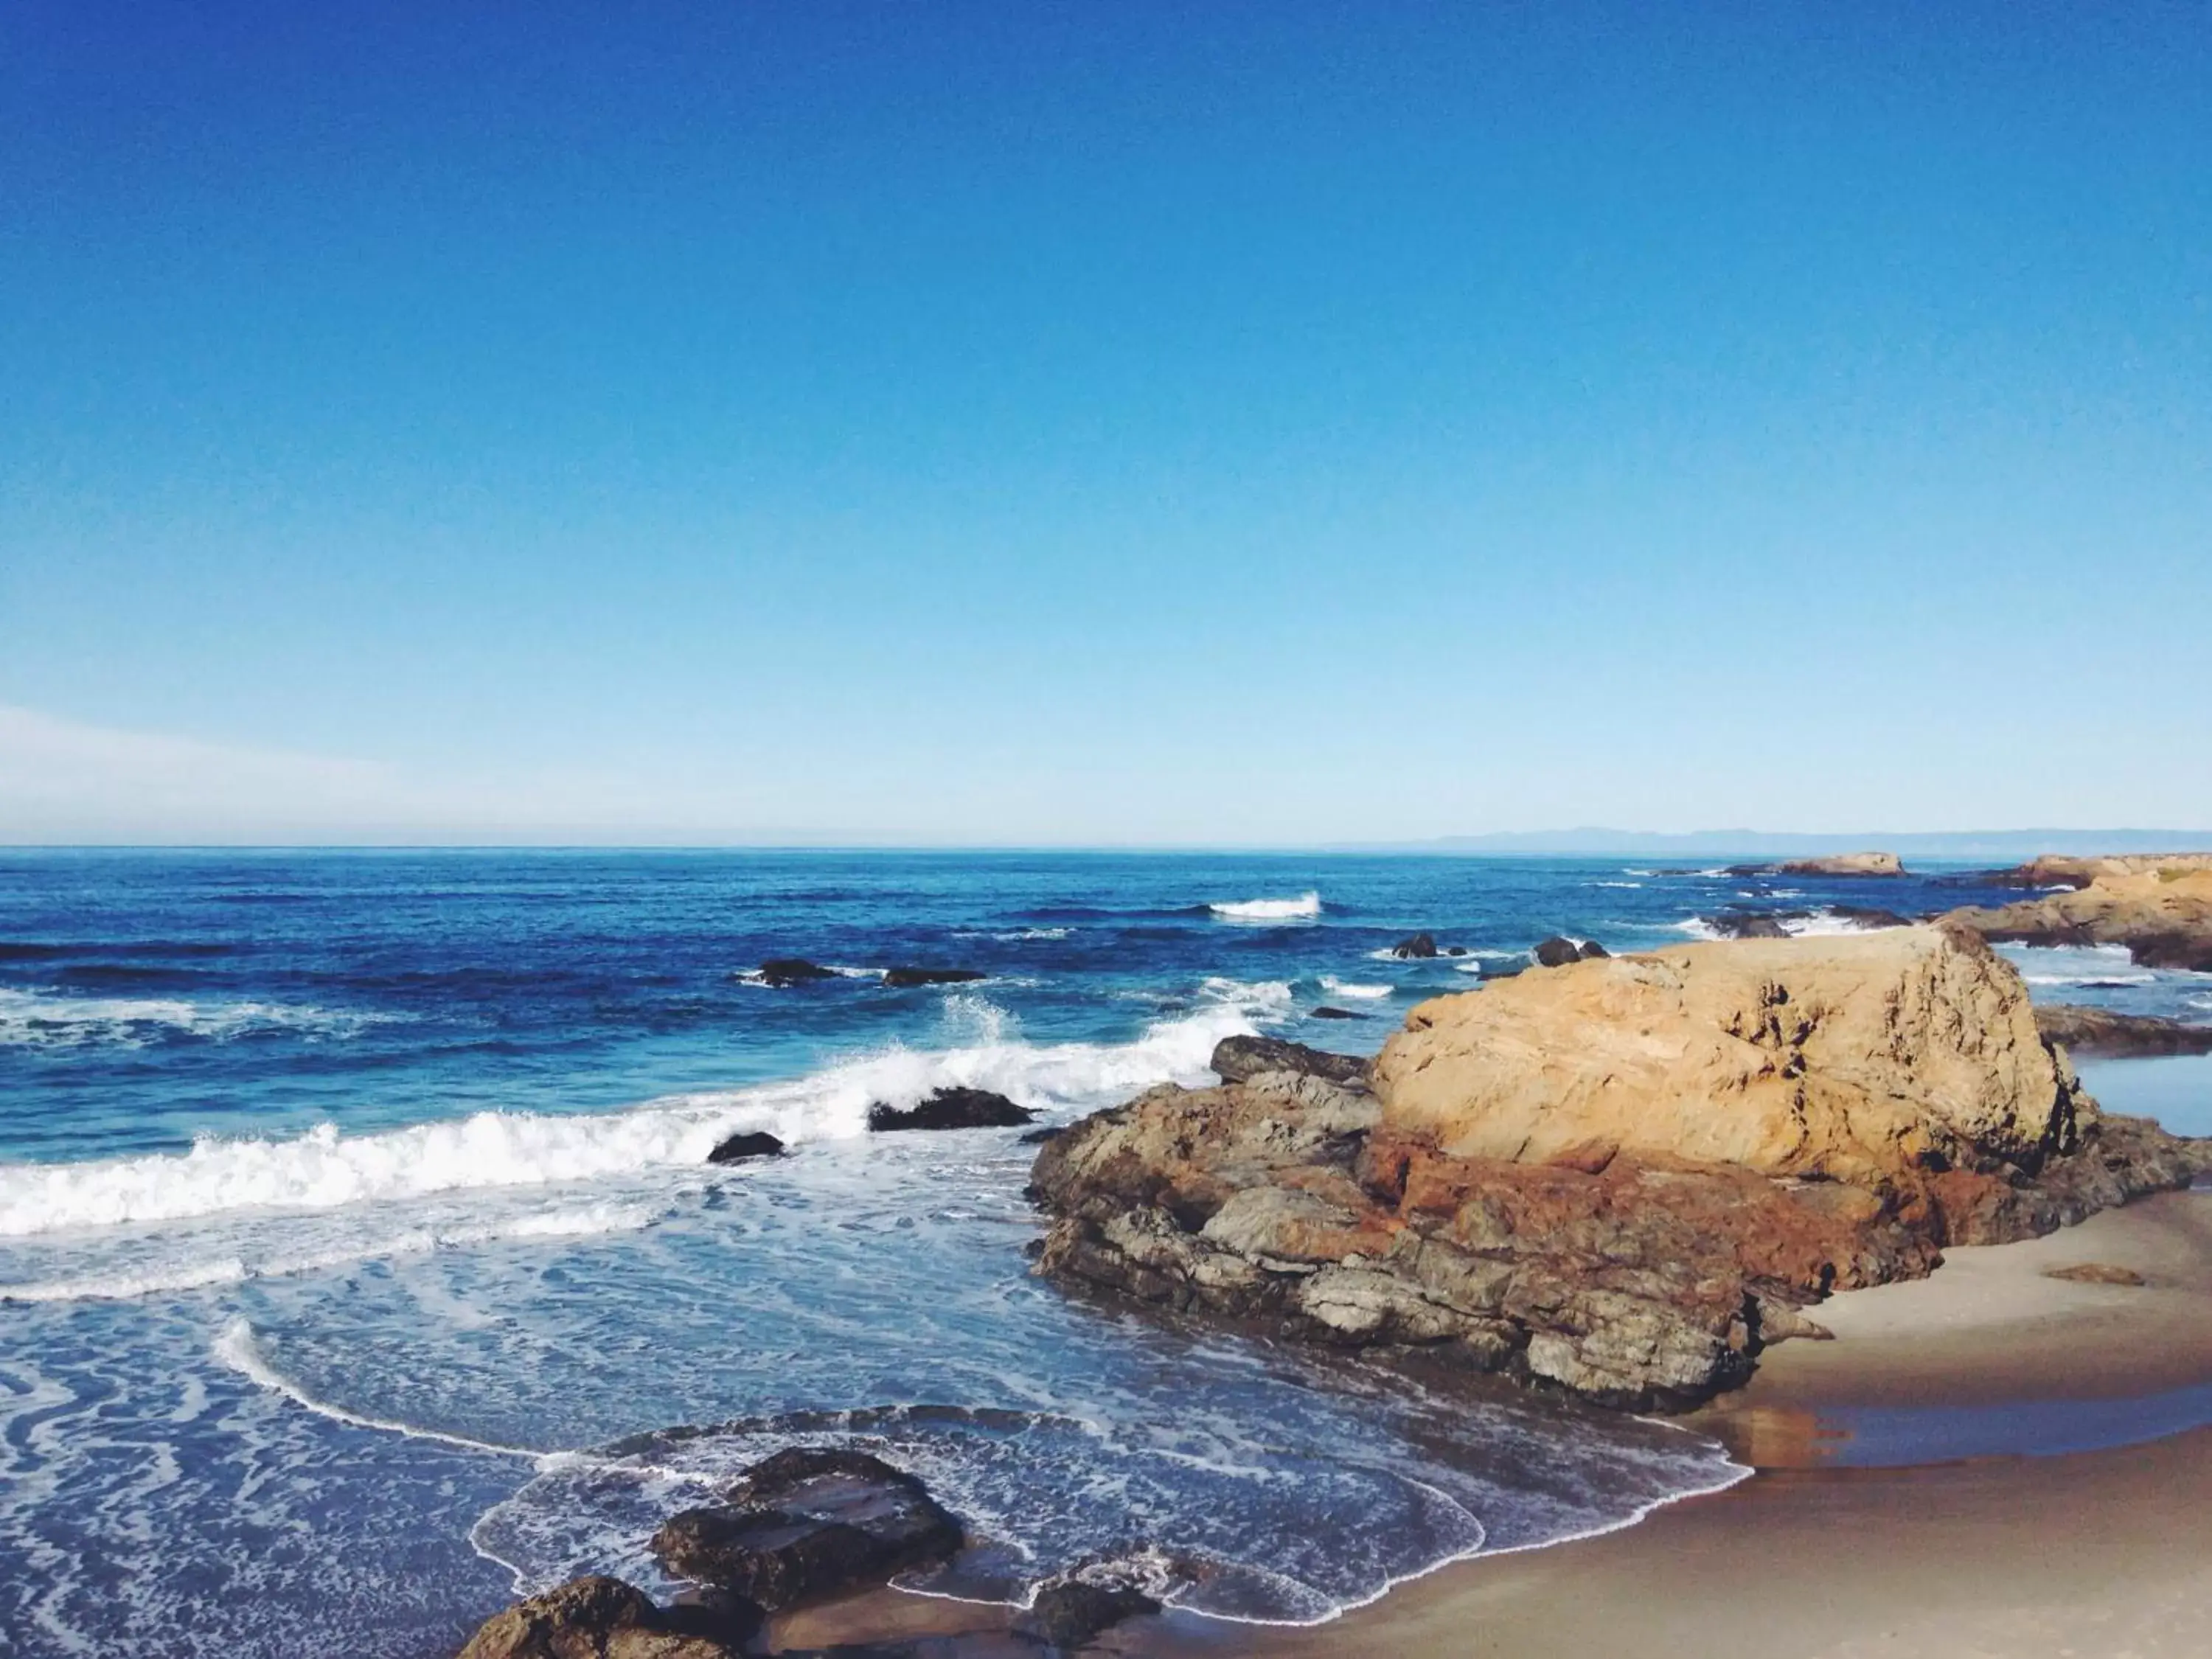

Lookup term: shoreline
[1190,1187,2212,1659]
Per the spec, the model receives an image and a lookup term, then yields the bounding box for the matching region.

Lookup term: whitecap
[1209,892,1322,922]
[1319,978,1392,1001]
[0,987,400,1050]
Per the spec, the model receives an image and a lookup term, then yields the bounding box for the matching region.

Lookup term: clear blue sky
[3,2,2207,844]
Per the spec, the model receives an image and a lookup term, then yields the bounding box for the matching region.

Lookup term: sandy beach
[1212,1188,2212,1659]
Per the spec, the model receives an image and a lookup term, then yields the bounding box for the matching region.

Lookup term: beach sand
[1204,1188,2212,1659]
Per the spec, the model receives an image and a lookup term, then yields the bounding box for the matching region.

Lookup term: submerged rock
[454,1573,757,1659]
[869,1087,1034,1132]
[881,967,988,989]
[1208,1034,1369,1089]
[1308,1005,1365,1020]
[651,1448,962,1613]
[706,1131,785,1164]
[2035,1004,2212,1058]
[1030,925,2211,1411]
[757,959,841,988]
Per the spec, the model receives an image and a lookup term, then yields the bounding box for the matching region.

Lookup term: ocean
[3,849,2205,1656]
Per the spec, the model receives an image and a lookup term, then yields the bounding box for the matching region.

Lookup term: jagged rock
[2036,1004,2212,1058]
[1029,926,2208,1411]
[881,967,989,989]
[869,1088,1034,1132]
[757,959,840,988]
[1390,933,1439,959]
[1208,1034,1369,1089]
[651,1449,961,1613]
[706,1131,785,1164]
[455,1574,757,1659]
[1945,856,2212,971]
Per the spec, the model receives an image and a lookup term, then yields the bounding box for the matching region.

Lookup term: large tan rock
[1371,925,2084,1186]
[1946,858,2212,972]
[1778,850,1904,877]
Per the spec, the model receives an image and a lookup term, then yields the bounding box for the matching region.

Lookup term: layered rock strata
[1031,926,2209,1410]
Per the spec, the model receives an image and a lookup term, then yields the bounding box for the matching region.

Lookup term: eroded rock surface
[869,1088,1034,1132]
[1031,926,2209,1409]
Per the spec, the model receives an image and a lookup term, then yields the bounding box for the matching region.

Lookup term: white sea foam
[1319,978,1391,1001]
[0,987,398,1050]
[1672,917,1722,941]
[0,985,1284,1239]
[1778,908,1888,938]
[1591,880,1641,889]
[0,1200,662,1305]
[1210,892,1322,922]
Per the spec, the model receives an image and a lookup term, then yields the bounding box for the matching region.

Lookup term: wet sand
[1218,1188,2212,1659]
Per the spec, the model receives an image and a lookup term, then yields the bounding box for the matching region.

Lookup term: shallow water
[1,850,2202,1656]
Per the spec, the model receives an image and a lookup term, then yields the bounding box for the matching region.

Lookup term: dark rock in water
[1209,1034,1369,1089]
[1018,1124,1064,1145]
[882,967,988,989]
[757,959,841,988]
[1445,945,1467,957]
[1390,932,1439,959]
[869,1087,1035,1132]
[1532,936,1582,968]
[1023,1566,1164,1648]
[1579,940,1610,959]
[651,1447,962,1613]
[1479,961,1526,981]
[1705,910,1791,940]
[707,1131,786,1164]
[1309,1005,1365,1020]
[2035,1004,2212,1059]
[455,1573,756,1659]
[1831,905,1914,931]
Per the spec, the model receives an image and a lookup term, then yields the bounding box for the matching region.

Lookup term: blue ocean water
[1,850,2203,1657]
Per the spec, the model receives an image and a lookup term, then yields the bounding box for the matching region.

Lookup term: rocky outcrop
[1030,926,2210,1410]
[869,1088,1034,1132]
[756,959,841,989]
[1531,936,1608,967]
[455,1574,757,1659]
[1208,1034,1370,1089]
[1390,933,1439,959]
[2035,1004,2212,1058]
[1700,906,1916,940]
[1779,852,1905,877]
[1945,857,2212,971]
[1020,1559,1165,1648]
[707,1131,785,1164]
[651,1449,962,1613]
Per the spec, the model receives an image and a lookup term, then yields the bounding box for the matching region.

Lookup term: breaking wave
[1319,978,1391,1001]
[1210,892,1323,922]
[0,984,1286,1239]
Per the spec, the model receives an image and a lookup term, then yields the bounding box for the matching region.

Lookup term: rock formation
[755,959,841,989]
[651,1448,962,1613]
[455,1574,757,1659]
[1778,851,1905,877]
[869,1088,1034,1132]
[882,967,989,989]
[1390,933,1439,959]
[1030,925,2209,1410]
[2034,1004,2212,1058]
[707,1131,785,1164]
[1208,1034,1370,1088]
[1944,856,2212,971]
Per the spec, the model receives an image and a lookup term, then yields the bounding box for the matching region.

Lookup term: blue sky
[3,2,2208,844]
